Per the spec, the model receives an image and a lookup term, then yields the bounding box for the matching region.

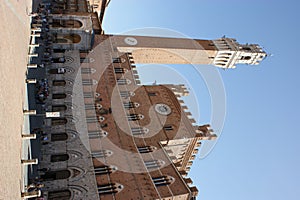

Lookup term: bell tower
[211,37,267,68]
[111,35,266,69]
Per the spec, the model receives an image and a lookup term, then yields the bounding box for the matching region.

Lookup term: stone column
[28,53,39,58]
[27,64,38,68]
[21,134,36,140]
[23,110,36,115]
[21,159,38,165]
[26,79,37,84]
[21,190,41,199]
[29,44,40,48]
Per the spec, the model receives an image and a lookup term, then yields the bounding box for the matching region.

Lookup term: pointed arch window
[98,183,124,195]
[123,102,140,109]
[152,176,175,186]
[52,105,67,112]
[127,114,144,121]
[52,19,83,28]
[51,118,67,126]
[53,80,66,86]
[50,154,69,162]
[91,150,113,158]
[114,67,127,74]
[117,78,131,85]
[52,93,67,99]
[138,146,157,153]
[94,166,117,175]
[41,170,71,181]
[144,160,165,169]
[120,91,135,98]
[51,133,68,141]
[163,125,173,131]
[131,127,149,135]
[55,34,81,44]
[112,57,126,63]
[48,190,71,200]
[241,56,251,60]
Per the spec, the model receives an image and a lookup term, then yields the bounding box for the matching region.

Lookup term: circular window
[154,104,172,115]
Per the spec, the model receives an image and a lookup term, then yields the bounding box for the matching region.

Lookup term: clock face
[124,37,138,46]
[155,104,172,115]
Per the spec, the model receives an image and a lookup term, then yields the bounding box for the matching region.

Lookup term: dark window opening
[241,56,251,60]
[55,34,81,44]
[41,170,71,181]
[53,80,66,86]
[52,105,67,112]
[152,176,173,186]
[114,67,126,74]
[112,57,121,63]
[51,118,67,126]
[138,146,154,153]
[52,57,66,63]
[242,47,251,51]
[51,133,68,141]
[53,49,66,53]
[48,68,66,74]
[48,190,71,200]
[163,125,173,131]
[123,102,135,109]
[52,93,66,99]
[117,79,129,85]
[52,19,83,28]
[127,114,143,121]
[51,154,69,162]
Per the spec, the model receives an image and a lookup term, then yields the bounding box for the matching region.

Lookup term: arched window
[41,170,71,181]
[53,80,66,86]
[144,160,165,169]
[51,154,69,162]
[91,150,113,158]
[114,67,127,74]
[52,93,67,99]
[120,91,135,98]
[138,146,156,153]
[98,183,123,195]
[55,34,81,44]
[117,78,131,85]
[163,125,173,131]
[123,102,139,109]
[241,56,251,60]
[51,118,67,126]
[52,57,66,63]
[94,166,117,175]
[52,19,83,28]
[48,68,66,74]
[131,127,149,135]
[152,176,175,187]
[52,105,67,112]
[48,189,71,200]
[127,114,144,121]
[51,133,68,141]
[242,47,251,51]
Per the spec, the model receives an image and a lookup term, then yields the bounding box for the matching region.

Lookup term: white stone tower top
[212,37,267,69]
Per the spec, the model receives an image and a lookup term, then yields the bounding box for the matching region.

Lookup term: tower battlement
[212,37,267,68]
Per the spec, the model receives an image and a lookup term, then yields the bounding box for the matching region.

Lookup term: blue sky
[103,0,300,199]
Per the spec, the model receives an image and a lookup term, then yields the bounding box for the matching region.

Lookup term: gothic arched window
[51,133,68,141]
[48,189,71,200]
[51,154,69,162]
